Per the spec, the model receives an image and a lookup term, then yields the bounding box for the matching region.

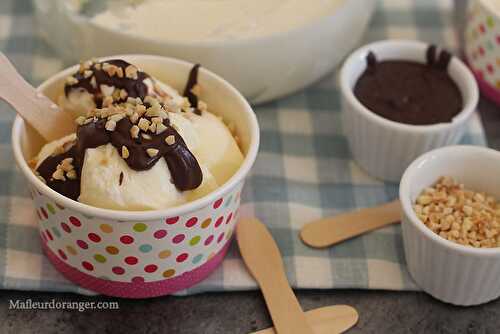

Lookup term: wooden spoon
[250,305,358,334]
[300,200,401,248]
[0,52,75,142]
[237,218,315,334]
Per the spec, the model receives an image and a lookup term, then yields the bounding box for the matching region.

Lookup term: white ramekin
[11,55,259,298]
[400,145,500,306]
[33,0,374,104]
[340,39,479,182]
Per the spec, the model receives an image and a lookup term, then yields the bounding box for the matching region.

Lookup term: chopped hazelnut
[146,148,159,157]
[165,135,175,145]
[130,125,140,138]
[138,118,151,132]
[121,146,130,159]
[105,119,117,131]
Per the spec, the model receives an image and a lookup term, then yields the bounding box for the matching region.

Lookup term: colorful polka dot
[46,203,56,215]
[185,217,198,228]
[226,213,233,224]
[94,254,107,263]
[144,264,158,273]
[163,269,176,278]
[213,198,223,209]
[192,254,203,264]
[120,235,134,244]
[51,227,61,238]
[88,233,102,243]
[76,240,88,249]
[106,246,119,255]
[217,232,225,243]
[125,256,138,265]
[487,16,495,28]
[58,249,67,260]
[45,230,53,241]
[139,244,153,253]
[82,261,94,271]
[215,216,224,228]
[166,216,179,225]
[158,249,171,259]
[60,222,71,233]
[112,266,125,275]
[204,235,214,246]
[176,253,188,263]
[133,223,147,232]
[41,208,48,220]
[172,234,185,244]
[66,245,77,256]
[132,276,144,283]
[479,24,486,34]
[100,224,113,233]
[201,218,212,229]
[69,216,81,227]
[189,236,201,246]
[153,229,167,239]
[479,46,485,56]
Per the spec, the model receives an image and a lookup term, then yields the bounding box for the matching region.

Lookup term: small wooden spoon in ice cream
[0,52,75,142]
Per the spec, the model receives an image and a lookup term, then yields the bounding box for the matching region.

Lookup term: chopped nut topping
[52,168,66,181]
[119,89,128,100]
[151,117,163,124]
[102,95,114,107]
[141,133,152,140]
[75,116,86,126]
[100,84,115,97]
[108,113,125,123]
[138,118,151,132]
[125,65,138,79]
[90,76,97,89]
[83,70,93,78]
[165,135,175,145]
[60,158,74,172]
[121,146,130,159]
[148,123,157,133]
[129,112,139,124]
[66,170,77,180]
[116,67,124,78]
[414,176,500,248]
[130,125,140,138]
[66,76,78,85]
[105,119,117,131]
[156,123,167,134]
[146,148,159,157]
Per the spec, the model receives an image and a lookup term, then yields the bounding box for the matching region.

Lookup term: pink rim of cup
[11,55,260,298]
[340,39,479,182]
[400,145,500,306]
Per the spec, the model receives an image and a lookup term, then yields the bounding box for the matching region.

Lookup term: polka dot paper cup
[11,55,259,298]
[465,0,500,105]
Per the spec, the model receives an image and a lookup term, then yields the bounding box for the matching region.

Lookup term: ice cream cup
[11,55,259,298]
[400,145,500,306]
[340,39,479,182]
[464,0,500,106]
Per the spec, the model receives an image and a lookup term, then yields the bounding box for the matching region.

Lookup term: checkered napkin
[0,0,487,296]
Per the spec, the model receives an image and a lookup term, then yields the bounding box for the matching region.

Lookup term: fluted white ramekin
[340,40,479,182]
[400,146,500,306]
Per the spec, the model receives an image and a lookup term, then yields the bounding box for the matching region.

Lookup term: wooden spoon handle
[0,52,75,141]
[237,218,314,334]
[300,200,401,248]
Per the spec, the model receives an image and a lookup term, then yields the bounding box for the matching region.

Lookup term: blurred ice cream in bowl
[33,0,375,103]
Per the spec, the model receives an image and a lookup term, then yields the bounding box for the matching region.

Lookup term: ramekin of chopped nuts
[400,145,500,306]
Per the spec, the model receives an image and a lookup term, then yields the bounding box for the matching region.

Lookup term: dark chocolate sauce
[183,64,201,115]
[65,59,150,107]
[38,61,204,201]
[354,45,462,125]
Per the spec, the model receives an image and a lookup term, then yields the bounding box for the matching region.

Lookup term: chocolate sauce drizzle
[65,59,150,108]
[183,64,201,115]
[353,45,462,125]
[38,60,205,201]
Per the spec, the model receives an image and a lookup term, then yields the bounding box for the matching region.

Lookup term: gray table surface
[0,95,498,334]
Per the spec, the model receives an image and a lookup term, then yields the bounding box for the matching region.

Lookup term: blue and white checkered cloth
[0,0,487,295]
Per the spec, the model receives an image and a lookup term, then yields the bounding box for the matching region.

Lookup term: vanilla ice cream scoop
[33,59,243,211]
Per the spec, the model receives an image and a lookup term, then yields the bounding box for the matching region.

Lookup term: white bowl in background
[400,145,500,306]
[340,39,479,182]
[33,0,374,104]
[11,55,260,298]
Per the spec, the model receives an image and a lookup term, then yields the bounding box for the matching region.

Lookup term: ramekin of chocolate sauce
[340,40,479,182]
